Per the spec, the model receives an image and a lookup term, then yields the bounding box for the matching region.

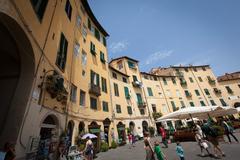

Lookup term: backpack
[208,126,218,137]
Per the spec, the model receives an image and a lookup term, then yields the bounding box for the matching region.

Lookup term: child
[176,141,184,160]
[195,131,211,156]
[154,141,167,160]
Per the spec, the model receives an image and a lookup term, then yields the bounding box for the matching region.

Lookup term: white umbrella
[81,133,97,139]
[236,107,240,113]
[157,106,237,121]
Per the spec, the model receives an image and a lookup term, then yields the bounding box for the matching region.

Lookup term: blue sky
[88,0,240,76]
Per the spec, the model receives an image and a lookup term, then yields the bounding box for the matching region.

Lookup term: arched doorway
[142,121,149,134]
[88,121,101,153]
[38,115,59,159]
[129,121,135,134]
[78,121,85,135]
[0,13,35,146]
[234,102,240,108]
[67,120,75,146]
[117,122,126,145]
[103,118,111,144]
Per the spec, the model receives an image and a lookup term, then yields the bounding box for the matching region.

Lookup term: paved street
[96,131,240,160]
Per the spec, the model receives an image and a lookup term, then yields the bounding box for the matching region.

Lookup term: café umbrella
[156,106,238,121]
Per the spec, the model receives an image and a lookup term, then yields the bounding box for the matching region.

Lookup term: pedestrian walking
[159,126,168,148]
[176,141,184,160]
[194,130,211,156]
[221,120,239,143]
[132,133,136,147]
[84,137,94,160]
[144,139,155,160]
[154,141,167,160]
[128,133,132,148]
[202,122,225,158]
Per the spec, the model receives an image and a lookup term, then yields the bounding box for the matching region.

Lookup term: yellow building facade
[0,0,112,158]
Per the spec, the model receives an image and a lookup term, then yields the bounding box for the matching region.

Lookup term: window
[112,72,117,79]
[210,100,216,106]
[103,37,107,46]
[133,75,138,82]
[195,90,200,96]
[124,87,130,99]
[176,90,181,97]
[193,68,197,72]
[114,83,119,96]
[198,77,203,82]
[56,33,68,71]
[82,24,87,37]
[172,78,176,84]
[219,99,227,106]
[147,87,153,96]
[116,104,121,113]
[140,109,145,115]
[200,101,206,106]
[225,86,233,94]
[102,101,109,112]
[79,90,85,106]
[166,90,171,97]
[184,68,189,72]
[128,61,135,69]
[185,90,191,97]
[90,97,97,110]
[204,89,210,95]
[122,77,127,83]
[202,67,206,71]
[127,106,133,115]
[70,84,77,103]
[90,42,96,55]
[238,84,240,88]
[163,78,167,85]
[88,18,91,30]
[101,77,107,93]
[81,50,87,66]
[153,76,158,81]
[180,101,185,108]
[74,42,80,56]
[152,104,157,113]
[171,101,177,111]
[100,51,105,63]
[90,70,99,86]
[189,77,194,83]
[31,0,48,21]
[136,93,143,104]
[117,61,123,70]
[76,15,81,28]
[65,0,72,20]
[190,102,195,107]
[95,28,100,41]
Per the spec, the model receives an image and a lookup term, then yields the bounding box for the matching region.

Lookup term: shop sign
[89,128,100,133]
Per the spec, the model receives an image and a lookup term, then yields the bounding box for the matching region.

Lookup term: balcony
[89,84,101,96]
[207,77,216,85]
[125,94,131,99]
[180,80,187,87]
[138,102,146,108]
[213,88,221,94]
[132,81,143,88]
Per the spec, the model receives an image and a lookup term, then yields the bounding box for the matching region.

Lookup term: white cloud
[145,50,173,65]
[109,41,129,53]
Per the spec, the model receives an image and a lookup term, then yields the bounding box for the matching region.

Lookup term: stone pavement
[96,132,240,160]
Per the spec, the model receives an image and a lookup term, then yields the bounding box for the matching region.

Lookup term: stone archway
[142,120,149,134]
[78,121,85,135]
[103,118,111,144]
[67,120,75,146]
[0,12,35,146]
[129,121,135,134]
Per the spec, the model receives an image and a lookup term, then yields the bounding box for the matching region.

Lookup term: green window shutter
[128,61,135,68]
[204,89,210,95]
[220,99,227,106]
[124,87,130,98]
[100,51,105,63]
[90,42,96,55]
[210,100,216,106]
[195,90,200,96]
[95,28,100,40]
[103,37,107,46]
[189,77,194,83]
[88,18,91,30]
[133,75,138,82]
[147,87,153,96]
[200,101,206,106]
[102,101,108,112]
[190,102,195,107]
[96,74,100,86]
[136,93,142,104]
[127,106,132,115]
[114,83,119,96]
[90,70,94,84]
